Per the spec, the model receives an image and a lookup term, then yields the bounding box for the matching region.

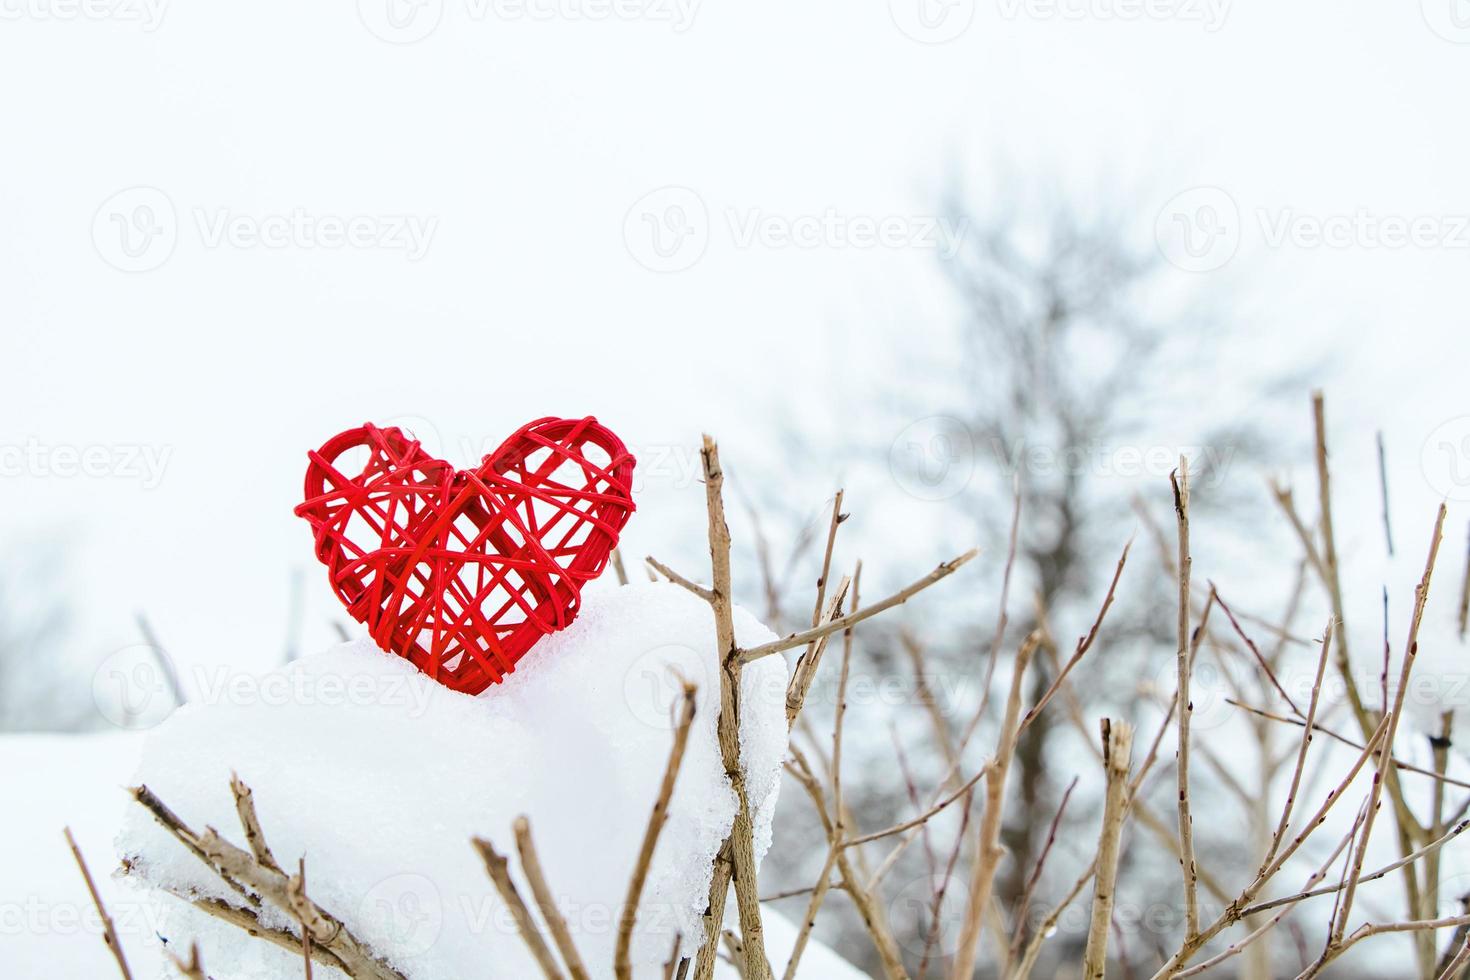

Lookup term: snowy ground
[3,585,869,978]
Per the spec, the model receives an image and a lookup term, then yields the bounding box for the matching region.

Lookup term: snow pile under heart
[116,582,789,979]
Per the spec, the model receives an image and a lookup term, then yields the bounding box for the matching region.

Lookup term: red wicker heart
[295,417,636,693]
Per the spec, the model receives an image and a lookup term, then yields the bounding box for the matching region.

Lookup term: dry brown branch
[1225,698,1470,790]
[646,556,716,603]
[230,771,282,874]
[781,844,842,980]
[1171,459,1201,941]
[1211,584,1303,715]
[950,631,1038,980]
[1147,713,1394,979]
[782,565,858,980]
[1007,775,1078,964]
[1243,817,1470,918]
[807,491,845,649]
[1438,938,1470,980]
[1019,540,1129,731]
[844,764,992,851]
[1259,622,1335,873]
[1082,720,1133,980]
[1332,504,1446,944]
[288,858,316,980]
[738,549,978,664]
[1304,395,1428,952]
[1176,796,1368,980]
[64,826,133,980]
[785,577,851,730]
[693,435,771,980]
[721,930,749,977]
[167,891,348,972]
[129,784,256,906]
[784,747,908,979]
[167,941,206,980]
[664,934,684,980]
[612,548,630,586]
[617,679,699,980]
[1293,912,1470,979]
[128,781,406,980]
[513,817,591,980]
[196,828,393,978]
[472,836,566,980]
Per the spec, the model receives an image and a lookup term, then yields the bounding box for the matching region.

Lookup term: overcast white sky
[4,1,1470,686]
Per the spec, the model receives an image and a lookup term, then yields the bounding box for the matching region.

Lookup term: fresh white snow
[88,581,865,978]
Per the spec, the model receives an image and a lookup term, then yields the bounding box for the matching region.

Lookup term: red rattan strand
[295,417,636,694]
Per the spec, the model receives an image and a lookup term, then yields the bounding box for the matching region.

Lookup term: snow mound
[117,582,795,978]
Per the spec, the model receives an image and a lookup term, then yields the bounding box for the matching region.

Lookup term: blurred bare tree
[746,178,1296,978]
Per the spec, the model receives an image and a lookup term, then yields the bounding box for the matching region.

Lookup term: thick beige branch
[1082,720,1133,980]
[693,436,771,980]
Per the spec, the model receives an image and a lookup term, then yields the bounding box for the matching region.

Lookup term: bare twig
[1082,720,1133,980]
[167,941,206,980]
[230,771,282,874]
[64,826,133,980]
[950,632,1038,979]
[1171,460,1201,940]
[646,556,715,603]
[514,817,591,980]
[1020,540,1129,731]
[739,550,978,664]
[694,436,771,980]
[472,836,566,980]
[617,680,699,980]
[1332,504,1446,943]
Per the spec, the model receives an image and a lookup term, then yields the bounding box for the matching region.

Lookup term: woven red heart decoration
[295,417,636,694]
